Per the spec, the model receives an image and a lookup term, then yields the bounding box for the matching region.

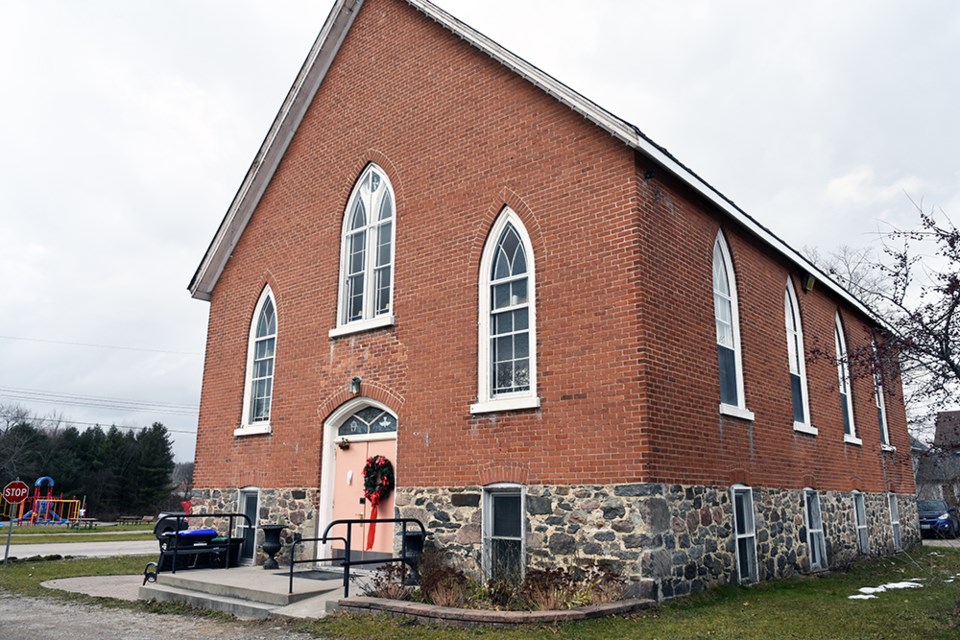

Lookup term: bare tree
[806,198,959,438]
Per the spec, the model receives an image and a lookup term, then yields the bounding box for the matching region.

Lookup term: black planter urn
[260,524,286,570]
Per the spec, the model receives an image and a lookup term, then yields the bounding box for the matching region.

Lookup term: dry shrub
[363,562,408,600]
[522,563,626,611]
[417,547,474,607]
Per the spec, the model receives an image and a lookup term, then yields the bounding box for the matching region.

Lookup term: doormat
[291,569,345,581]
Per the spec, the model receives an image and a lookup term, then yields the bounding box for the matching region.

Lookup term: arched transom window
[471,207,539,414]
[334,164,395,334]
[337,406,398,438]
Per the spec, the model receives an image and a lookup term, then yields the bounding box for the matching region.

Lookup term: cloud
[824,167,927,208]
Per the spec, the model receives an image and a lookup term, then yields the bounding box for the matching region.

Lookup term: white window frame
[482,483,526,582]
[872,338,893,451]
[731,484,758,584]
[889,493,901,551]
[713,234,754,421]
[835,314,860,445]
[804,488,827,571]
[471,208,540,414]
[330,164,396,338]
[238,286,276,436]
[785,279,815,434]
[853,491,869,554]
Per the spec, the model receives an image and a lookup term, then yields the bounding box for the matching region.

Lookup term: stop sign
[2,481,29,504]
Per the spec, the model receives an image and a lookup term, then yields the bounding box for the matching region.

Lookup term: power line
[0,413,197,435]
[0,386,199,415]
[0,335,203,357]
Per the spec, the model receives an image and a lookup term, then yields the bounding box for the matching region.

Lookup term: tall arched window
[835,313,859,444]
[785,279,813,432]
[713,234,752,420]
[331,164,396,336]
[471,207,539,414]
[239,286,276,435]
[872,338,891,448]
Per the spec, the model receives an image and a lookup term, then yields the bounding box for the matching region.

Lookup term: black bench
[149,513,251,575]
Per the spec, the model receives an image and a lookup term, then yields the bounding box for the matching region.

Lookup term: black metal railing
[153,512,252,574]
[287,517,427,597]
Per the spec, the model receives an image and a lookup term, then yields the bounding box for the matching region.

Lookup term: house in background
[188,0,918,599]
[915,412,960,502]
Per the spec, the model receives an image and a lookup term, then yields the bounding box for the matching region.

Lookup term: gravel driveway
[0,592,318,640]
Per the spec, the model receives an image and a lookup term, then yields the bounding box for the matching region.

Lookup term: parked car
[153,512,189,538]
[917,500,960,538]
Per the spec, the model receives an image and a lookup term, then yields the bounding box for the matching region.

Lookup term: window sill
[843,434,863,446]
[793,422,819,436]
[881,444,897,453]
[471,396,541,414]
[234,423,271,437]
[329,314,394,338]
[719,403,755,422]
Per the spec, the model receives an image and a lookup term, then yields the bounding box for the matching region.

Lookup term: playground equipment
[1,476,82,526]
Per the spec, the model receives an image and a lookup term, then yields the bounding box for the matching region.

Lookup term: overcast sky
[2,0,957,462]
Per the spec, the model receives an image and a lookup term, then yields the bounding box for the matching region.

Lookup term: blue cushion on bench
[178,528,218,537]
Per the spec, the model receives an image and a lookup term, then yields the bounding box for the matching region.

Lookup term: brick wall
[193,0,914,500]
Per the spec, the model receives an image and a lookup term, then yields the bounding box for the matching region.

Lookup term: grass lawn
[297,547,960,640]
[1,523,155,544]
[1,547,959,639]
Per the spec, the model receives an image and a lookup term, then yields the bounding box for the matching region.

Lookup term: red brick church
[188,0,917,598]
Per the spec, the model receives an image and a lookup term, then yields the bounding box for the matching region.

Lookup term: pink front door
[331,437,396,558]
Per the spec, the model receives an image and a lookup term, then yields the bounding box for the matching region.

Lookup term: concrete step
[268,590,346,620]
[156,571,340,606]
[139,582,277,620]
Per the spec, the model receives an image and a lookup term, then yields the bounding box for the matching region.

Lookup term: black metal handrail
[155,512,252,574]
[287,517,427,597]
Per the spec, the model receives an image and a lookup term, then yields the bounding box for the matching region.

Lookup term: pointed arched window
[471,208,539,413]
[785,279,813,432]
[872,338,891,448]
[331,164,396,337]
[239,286,276,434]
[835,313,860,445]
[713,234,753,420]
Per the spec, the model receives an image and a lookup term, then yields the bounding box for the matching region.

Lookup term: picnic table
[69,518,98,530]
[117,515,142,525]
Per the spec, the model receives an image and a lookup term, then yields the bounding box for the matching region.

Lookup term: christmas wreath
[362,455,394,550]
[362,455,395,505]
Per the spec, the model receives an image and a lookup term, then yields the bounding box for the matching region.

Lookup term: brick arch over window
[316,382,404,425]
[468,189,545,272]
[343,150,403,204]
[479,461,531,486]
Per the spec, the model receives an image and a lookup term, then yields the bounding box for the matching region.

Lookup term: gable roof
[188,0,877,324]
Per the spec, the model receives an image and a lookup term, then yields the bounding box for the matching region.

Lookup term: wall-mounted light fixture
[801,272,816,293]
[350,376,362,395]
[644,169,656,181]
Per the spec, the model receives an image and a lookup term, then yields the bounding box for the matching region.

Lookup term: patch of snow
[944,579,954,583]
[849,594,878,600]
[882,581,923,590]
[855,581,925,597]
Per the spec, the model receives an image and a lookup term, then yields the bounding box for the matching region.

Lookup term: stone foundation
[395,484,920,600]
[191,487,319,565]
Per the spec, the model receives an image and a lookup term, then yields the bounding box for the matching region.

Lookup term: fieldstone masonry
[396,483,920,600]
[191,487,319,564]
